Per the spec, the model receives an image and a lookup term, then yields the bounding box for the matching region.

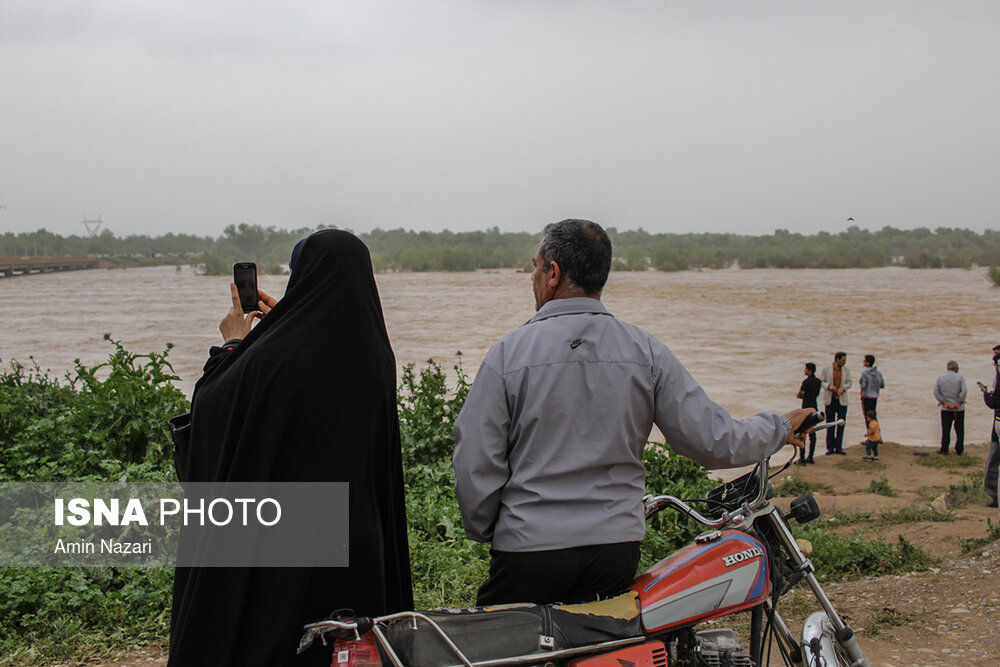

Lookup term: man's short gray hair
[947,360,959,372]
[539,219,612,295]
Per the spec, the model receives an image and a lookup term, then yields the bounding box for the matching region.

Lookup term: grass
[777,591,815,619]
[824,511,875,526]
[916,485,947,501]
[773,475,825,497]
[862,606,922,637]
[867,476,895,497]
[913,452,980,470]
[795,525,936,581]
[823,506,952,527]
[945,470,989,507]
[884,507,954,524]
[958,519,1000,553]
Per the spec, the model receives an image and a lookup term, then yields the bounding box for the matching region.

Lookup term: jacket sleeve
[958,376,967,405]
[651,345,791,470]
[984,389,1000,410]
[933,377,945,405]
[452,360,510,543]
[201,339,241,377]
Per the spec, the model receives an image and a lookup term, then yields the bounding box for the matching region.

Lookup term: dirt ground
[762,440,1000,666]
[86,441,1000,667]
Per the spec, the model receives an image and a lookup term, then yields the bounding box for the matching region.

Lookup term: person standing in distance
[819,352,852,455]
[858,354,884,425]
[978,345,1000,508]
[795,362,822,465]
[933,360,966,456]
[452,219,813,607]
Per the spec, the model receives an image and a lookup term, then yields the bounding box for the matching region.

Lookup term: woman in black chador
[168,230,413,666]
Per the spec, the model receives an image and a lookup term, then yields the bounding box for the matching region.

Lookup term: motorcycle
[298,417,869,666]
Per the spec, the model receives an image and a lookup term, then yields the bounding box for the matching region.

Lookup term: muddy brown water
[3,264,998,452]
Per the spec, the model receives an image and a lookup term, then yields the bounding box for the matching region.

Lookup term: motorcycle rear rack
[303,611,647,667]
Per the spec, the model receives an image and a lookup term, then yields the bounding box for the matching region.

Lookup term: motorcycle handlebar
[644,454,773,526]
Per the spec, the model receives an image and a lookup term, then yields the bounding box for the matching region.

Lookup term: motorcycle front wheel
[800,611,870,667]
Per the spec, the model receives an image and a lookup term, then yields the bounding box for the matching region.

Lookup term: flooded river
[3,264,998,450]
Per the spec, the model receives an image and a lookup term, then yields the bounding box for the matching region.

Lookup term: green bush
[638,446,716,571]
[0,338,188,662]
[867,476,895,497]
[946,470,988,507]
[990,266,1000,287]
[0,335,187,483]
[397,355,469,472]
[915,451,980,470]
[794,526,934,581]
[195,252,229,276]
[395,356,487,608]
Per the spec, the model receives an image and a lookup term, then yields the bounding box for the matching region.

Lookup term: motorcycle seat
[381,591,643,666]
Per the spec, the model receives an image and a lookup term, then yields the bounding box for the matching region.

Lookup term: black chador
[168,230,413,666]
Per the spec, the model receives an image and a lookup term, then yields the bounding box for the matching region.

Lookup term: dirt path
[764,440,1000,666]
[86,442,1000,667]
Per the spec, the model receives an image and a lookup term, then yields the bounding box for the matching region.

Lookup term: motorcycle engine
[678,628,752,667]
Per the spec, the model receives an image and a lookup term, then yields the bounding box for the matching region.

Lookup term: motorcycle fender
[630,530,769,633]
[801,611,842,666]
[566,640,667,667]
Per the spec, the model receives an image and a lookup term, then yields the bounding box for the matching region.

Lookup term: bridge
[0,255,100,278]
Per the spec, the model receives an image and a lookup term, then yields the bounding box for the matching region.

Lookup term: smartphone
[978,381,988,391]
[233,262,258,313]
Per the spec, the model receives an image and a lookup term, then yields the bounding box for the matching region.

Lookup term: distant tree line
[4,223,1000,275]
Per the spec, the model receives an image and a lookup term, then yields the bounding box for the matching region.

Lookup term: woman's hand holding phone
[257,289,277,316]
[220,283,261,341]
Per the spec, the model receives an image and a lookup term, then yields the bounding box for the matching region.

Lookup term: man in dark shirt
[979,345,1000,508]
[796,362,822,465]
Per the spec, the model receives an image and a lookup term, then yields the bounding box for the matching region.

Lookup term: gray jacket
[859,366,885,399]
[934,370,967,411]
[452,297,791,552]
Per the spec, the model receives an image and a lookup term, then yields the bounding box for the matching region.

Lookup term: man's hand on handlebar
[783,408,817,449]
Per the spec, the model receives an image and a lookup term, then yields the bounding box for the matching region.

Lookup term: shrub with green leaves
[0,335,188,483]
[397,355,469,472]
[638,445,716,571]
[793,526,934,581]
[867,476,895,497]
[990,266,1000,287]
[946,470,988,507]
[0,338,188,662]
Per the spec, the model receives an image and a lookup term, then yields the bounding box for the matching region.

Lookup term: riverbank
[767,439,1000,665]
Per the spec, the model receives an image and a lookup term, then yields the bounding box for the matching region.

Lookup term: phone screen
[233,263,258,313]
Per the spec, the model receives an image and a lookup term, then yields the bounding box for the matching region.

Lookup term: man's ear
[547,260,563,289]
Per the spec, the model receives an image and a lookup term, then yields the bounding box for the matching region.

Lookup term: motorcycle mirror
[789,494,820,524]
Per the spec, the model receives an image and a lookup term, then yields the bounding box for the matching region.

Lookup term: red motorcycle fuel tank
[629,529,769,633]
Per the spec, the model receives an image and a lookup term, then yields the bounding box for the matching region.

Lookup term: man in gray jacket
[933,360,967,455]
[859,354,885,425]
[453,219,811,606]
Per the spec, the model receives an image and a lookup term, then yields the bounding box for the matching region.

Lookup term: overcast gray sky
[2,0,998,238]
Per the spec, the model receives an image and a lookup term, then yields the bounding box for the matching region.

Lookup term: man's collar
[527,297,610,324]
